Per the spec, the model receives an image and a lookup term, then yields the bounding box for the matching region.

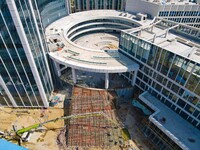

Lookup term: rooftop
[127,18,200,63]
[146,0,197,5]
[46,10,149,73]
[139,91,200,150]
[45,10,151,34]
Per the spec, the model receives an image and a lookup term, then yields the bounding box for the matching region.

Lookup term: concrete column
[132,70,138,86]
[53,61,61,77]
[105,73,109,89]
[151,25,153,32]
[165,29,169,38]
[72,68,77,84]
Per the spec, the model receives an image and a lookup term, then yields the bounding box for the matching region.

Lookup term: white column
[72,68,77,84]
[105,73,109,89]
[53,61,61,77]
[0,76,17,107]
[7,0,49,107]
[132,70,138,86]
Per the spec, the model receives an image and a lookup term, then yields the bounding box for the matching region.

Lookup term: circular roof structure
[46,10,151,73]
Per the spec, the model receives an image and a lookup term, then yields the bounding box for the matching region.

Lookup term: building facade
[36,0,70,27]
[126,0,200,28]
[73,0,126,12]
[0,0,54,107]
[119,19,200,129]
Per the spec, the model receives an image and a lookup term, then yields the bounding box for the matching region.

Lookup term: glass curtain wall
[0,79,13,106]
[119,31,200,129]
[14,0,53,104]
[74,0,125,12]
[36,0,67,27]
[0,0,45,107]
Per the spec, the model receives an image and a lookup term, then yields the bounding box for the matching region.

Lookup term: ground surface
[0,107,64,150]
[117,103,153,150]
[0,87,153,150]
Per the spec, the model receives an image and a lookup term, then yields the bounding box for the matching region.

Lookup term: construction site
[0,85,155,150]
[66,87,119,148]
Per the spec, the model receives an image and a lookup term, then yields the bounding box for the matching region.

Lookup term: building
[46,8,200,149]
[126,0,200,28]
[0,0,128,107]
[1,0,199,109]
[0,0,55,107]
[119,18,200,129]
[45,8,200,128]
[119,18,200,149]
[0,0,200,149]
[45,10,143,89]
[73,0,126,12]
[36,0,70,27]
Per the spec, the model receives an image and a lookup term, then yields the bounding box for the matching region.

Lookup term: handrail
[93,56,119,59]
[65,49,79,55]
[63,56,107,65]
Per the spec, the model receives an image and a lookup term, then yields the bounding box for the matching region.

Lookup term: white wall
[125,0,161,18]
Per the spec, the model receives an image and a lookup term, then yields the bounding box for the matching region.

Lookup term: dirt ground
[117,103,154,150]
[0,87,152,150]
[0,107,64,150]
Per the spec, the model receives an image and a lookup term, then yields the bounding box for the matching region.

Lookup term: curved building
[46,10,147,89]
[0,0,130,107]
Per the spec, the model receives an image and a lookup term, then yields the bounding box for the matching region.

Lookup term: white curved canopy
[45,10,152,73]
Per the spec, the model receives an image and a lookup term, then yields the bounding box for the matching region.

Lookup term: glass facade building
[36,0,69,27]
[125,0,200,28]
[119,25,200,129]
[0,0,53,107]
[74,0,125,12]
[158,10,200,28]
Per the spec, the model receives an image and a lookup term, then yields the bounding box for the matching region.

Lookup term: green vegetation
[121,128,131,141]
